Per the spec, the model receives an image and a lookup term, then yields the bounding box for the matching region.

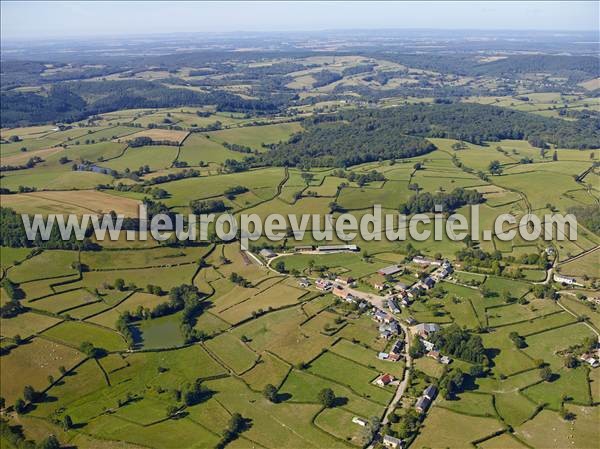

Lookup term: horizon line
[2,26,599,43]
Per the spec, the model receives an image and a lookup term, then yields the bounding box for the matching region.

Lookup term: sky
[1,1,598,40]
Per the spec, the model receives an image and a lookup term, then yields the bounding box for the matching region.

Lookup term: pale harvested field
[0,125,56,139]
[1,146,63,166]
[579,77,600,91]
[117,128,189,144]
[1,190,141,216]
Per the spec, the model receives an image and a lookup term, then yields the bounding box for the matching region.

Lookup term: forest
[263,102,600,168]
[0,80,283,127]
[311,103,600,148]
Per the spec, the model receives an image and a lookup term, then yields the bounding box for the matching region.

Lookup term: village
[258,244,600,448]
[305,252,455,448]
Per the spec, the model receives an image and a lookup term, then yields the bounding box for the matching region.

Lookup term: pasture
[206,122,303,150]
[41,321,127,351]
[1,77,599,449]
[514,406,599,449]
[0,312,61,339]
[118,128,189,144]
[0,338,83,403]
[100,145,178,171]
[411,407,504,449]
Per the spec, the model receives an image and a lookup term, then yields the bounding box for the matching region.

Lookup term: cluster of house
[370,265,404,291]
[553,273,582,286]
[317,277,370,310]
[293,244,359,253]
[377,372,439,448]
[74,163,112,175]
[371,259,453,309]
[378,339,404,362]
[259,248,277,259]
[415,384,437,414]
[586,296,600,306]
[387,297,401,314]
[315,275,355,291]
[382,435,403,449]
[351,416,368,427]
[298,278,310,288]
[412,257,453,289]
[412,323,451,365]
[315,278,333,291]
[579,350,600,368]
[412,256,443,266]
[375,373,396,387]
[331,285,369,309]
[374,309,402,340]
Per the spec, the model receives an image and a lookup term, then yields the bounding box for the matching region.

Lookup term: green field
[2,37,599,449]
[41,320,127,351]
[412,407,504,449]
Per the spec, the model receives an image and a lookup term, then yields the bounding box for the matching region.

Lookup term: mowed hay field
[116,128,189,144]
[0,190,141,216]
[1,146,64,166]
[0,312,62,339]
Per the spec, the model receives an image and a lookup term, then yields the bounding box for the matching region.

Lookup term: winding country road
[557,291,600,344]
[338,285,413,446]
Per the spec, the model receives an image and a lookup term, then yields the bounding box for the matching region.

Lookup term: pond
[130,312,186,349]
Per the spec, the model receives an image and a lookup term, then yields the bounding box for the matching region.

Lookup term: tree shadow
[333,396,349,407]
[275,392,292,403]
[240,417,253,433]
[41,394,58,403]
[461,374,479,392]
[484,348,501,368]
[70,422,88,430]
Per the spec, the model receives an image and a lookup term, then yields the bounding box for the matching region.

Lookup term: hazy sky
[1,1,598,40]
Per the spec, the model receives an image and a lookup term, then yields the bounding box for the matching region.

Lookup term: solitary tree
[488,160,503,175]
[228,413,245,434]
[262,384,278,403]
[274,260,286,273]
[14,398,26,414]
[540,366,553,382]
[318,388,336,408]
[114,278,126,291]
[564,355,579,369]
[166,405,178,417]
[63,415,73,430]
[38,436,61,449]
[23,385,37,403]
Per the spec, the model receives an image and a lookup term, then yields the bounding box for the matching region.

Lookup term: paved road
[342,285,389,307]
[533,245,598,285]
[381,323,412,426]
[341,285,412,446]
